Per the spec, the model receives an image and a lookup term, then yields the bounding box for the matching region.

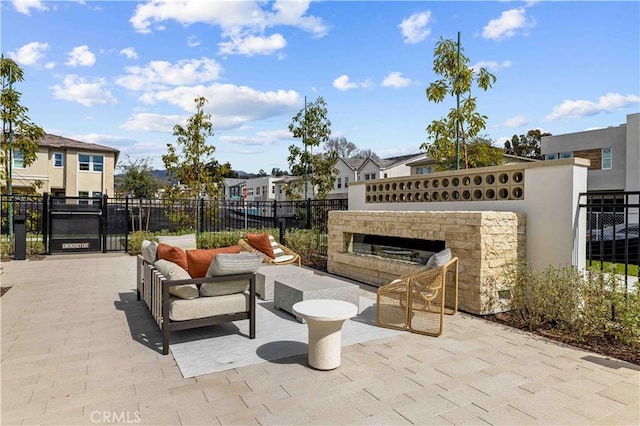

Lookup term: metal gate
[44,193,106,254]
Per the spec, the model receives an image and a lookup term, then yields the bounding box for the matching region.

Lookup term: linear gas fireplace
[350,234,445,265]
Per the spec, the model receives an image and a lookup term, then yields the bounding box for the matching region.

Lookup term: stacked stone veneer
[327,210,526,315]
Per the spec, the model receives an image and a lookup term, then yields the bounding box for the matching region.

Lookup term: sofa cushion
[186,246,241,278]
[245,233,275,258]
[200,279,250,297]
[157,234,197,250]
[425,248,452,270]
[157,243,188,271]
[169,292,249,321]
[206,253,263,277]
[141,240,158,264]
[154,259,199,300]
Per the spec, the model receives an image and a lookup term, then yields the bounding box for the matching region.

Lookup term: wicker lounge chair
[238,237,301,266]
[377,257,458,337]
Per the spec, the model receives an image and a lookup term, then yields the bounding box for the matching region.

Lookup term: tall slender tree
[287,96,337,199]
[162,96,217,230]
[504,129,551,159]
[421,35,496,170]
[1,57,45,194]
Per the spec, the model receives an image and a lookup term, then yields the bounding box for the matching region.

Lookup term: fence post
[42,192,49,254]
[124,196,129,253]
[198,197,205,234]
[306,198,311,229]
[272,200,278,229]
[102,195,108,253]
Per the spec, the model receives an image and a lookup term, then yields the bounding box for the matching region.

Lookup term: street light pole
[6,60,14,240]
[303,96,308,200]
[455,31,461,171]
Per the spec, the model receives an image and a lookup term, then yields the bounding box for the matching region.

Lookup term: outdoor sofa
[136,234,262,355]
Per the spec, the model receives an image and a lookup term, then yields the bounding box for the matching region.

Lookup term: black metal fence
[1,194,348,255]
[1,194,45,255]
[581,191,639,271]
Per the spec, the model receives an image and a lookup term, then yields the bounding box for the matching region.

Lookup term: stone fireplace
[327,210,526,315]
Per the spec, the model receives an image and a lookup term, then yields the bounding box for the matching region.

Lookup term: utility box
[14,214,27,260]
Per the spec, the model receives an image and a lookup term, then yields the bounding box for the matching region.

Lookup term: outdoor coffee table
[255,265,314,301]
[273,275,360,322]
[293,299,358,370]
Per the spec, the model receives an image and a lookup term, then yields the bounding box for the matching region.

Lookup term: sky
[2,0,639,174]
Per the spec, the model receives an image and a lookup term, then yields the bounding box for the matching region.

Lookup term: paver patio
[1,253,638,425]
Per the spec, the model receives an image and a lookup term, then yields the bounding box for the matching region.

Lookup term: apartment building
[4,134,120,197]
[541,113,640,191]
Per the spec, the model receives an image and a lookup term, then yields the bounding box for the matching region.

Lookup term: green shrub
[503,260,640,349]
[284,228,326,264]
[127,231,157,254]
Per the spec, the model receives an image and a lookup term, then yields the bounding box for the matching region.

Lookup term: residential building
[406,153,539,174]
[3,134,120,197]
[541,112,640,192]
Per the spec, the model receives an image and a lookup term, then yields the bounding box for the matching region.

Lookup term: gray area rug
[170,297,401,378]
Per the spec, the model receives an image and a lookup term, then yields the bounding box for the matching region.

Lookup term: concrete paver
[1,254,639,425]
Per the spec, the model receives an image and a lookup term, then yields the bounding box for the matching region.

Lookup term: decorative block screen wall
[327,210,526,315]
[365,170,525,203]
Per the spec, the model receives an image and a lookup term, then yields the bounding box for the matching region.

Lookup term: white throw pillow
[425,248,452,270]
[206,253,263,277]
[157,234,197,250]
[141,240,158,264]
[154,259,199,299]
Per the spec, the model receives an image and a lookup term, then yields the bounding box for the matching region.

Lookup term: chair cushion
[206,253,263,277]
[157,243,188,270]
[157,234,197,250]
[141,240,158,264]
[425,248,452,270]
[186,246,241,278]
[154,259,199,300]
[245,233,275,258]
[267,234,294,263]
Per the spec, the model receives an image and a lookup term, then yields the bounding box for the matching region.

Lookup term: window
[345,177,349,187]
[271,185,275,194]
[78,191,89,205]
[602,147,612,170]
[53,152,63,167]
[416,166,433,175]
[544,153,557,161]
[560,152,573,159]
[337,177,342,189]
[383,173,388,179]
[79,154,103,172]
[364,173,376,180]
[256,187,261,195]
[12,150,25,168]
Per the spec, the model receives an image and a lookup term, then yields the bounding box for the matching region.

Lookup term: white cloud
[219,129,292,147]
[503,115,528,128]
[333,75,371,91]
[120,113,185,133]
[44,62,56,69]
[382,72,412,89]
[545,93,640,121]
[8,41,49,66]
[187,36,201,47]
[116,57,223,91]
[12,0,48,15]
[471,60,512,72]
[129,0,328,57]
[65,45,96,67]
[51,75,117,107]
[219,33,286,56]
[119,47,138,60]
[398,11,432,44]
[134,83,300,131]
[483,8,535,41]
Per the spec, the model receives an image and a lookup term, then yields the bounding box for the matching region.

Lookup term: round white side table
[292,299,358,370]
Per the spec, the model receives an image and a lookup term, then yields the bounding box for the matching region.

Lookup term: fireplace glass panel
[350,233,445,265]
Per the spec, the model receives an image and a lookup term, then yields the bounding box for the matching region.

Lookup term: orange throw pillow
[157,243,188,271]
[246,233,275,259]
[186,246,241,278]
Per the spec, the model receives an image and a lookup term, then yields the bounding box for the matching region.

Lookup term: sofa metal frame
[137,255,256,355]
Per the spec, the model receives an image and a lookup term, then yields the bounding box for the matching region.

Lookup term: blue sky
[2,0,639,173]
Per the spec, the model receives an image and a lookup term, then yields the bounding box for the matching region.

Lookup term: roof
[360,153,426,171]
[39,134,120,155]
[339,157,366,170]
